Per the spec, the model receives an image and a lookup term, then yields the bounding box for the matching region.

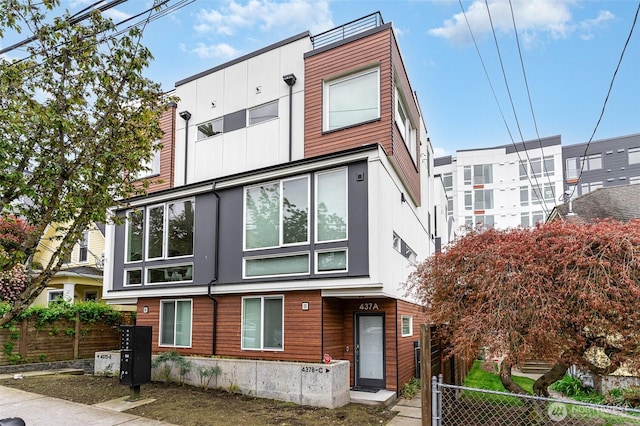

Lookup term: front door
[354,313,385,389]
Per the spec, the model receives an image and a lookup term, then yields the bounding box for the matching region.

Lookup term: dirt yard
[0,374,397,425]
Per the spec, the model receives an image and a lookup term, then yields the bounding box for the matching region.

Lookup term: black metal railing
[311,12,384,50]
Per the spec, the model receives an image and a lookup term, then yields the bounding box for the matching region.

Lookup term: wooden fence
[420,324,475,425]
[0,313,133,365]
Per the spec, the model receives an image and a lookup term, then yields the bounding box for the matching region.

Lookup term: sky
[2,0,639,157]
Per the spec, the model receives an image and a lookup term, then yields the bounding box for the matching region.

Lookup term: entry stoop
[350,389,397,407]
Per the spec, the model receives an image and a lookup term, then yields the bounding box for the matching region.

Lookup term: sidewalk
[387,395,422,425]
[0,384,177,426]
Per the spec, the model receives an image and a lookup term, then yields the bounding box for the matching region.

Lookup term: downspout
[207,184,221,355]
[179,110,191,185]
[282,74,297,162]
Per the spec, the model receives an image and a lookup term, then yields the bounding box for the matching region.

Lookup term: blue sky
[3,0,639,156]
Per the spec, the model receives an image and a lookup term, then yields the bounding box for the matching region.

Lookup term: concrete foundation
[95,352,350,408]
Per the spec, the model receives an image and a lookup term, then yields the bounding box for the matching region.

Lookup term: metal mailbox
[119,325,152,387]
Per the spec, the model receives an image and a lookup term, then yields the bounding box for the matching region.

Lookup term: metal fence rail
[431,375,640,425]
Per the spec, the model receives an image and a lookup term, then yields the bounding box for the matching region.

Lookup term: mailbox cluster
[119,325,152,387]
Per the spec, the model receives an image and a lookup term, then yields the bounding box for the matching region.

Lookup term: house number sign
[358,302,379,311]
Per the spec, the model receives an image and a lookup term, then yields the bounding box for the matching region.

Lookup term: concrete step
[350,389,397,407]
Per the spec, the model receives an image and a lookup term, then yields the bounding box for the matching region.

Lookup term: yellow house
[32,223,105,306]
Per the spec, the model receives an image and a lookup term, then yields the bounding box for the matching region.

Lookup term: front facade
[104,14,446,393]
[434,136,564,238]
[562,133,640,199]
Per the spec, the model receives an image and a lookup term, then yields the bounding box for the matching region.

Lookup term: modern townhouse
[103,13,447,395]
[434,136,564,238]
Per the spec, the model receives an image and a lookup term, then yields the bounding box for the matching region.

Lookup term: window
[124,269,142,286]
[447,198,453,217]
[48,290,64,305]
[393,233,401,252]
[404,245,417,264]
[324,68,379,131]
[78,231,89,263]
[473,164,493,185]
[126,209,144,262]
[544,156,555,176]
[520,212,530,228]
[463,166,471,185]
[401,315,413,337]
[316,169,347,242]
[197,118,223,140]
[84,291,98,302]
[396,89,417,162]
[581,181,603,195]
[629,147,640,165]
[474,189,493,210]
[443,173,453,191]
[580,154,602,171]
[520,186,529,206]
[249,100,278,125]
[244,253,309,278]
[136,141,161,179]
[147,200,194,259]
[148,264,193,283]
[244,176,309,250]
[242,296,283,350]
[475,215,494,229]
[464,191,472,210]
[531,184,554,205]
[160,300,192,347]
[566,157,579,179]
[519,160,528,181]
[630,176,640,184]
[316,249,347,273]
[464,216,473,228]
[532,211,544,226]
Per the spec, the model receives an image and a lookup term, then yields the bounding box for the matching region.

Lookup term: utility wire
[568,0,640,200]
[484,0,551,217]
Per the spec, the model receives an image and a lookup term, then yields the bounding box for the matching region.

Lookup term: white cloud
[194,0,334,37]
[578,9,614,40]
[192,42,241,60]
[428,0,574,46]
[103,8,132,22]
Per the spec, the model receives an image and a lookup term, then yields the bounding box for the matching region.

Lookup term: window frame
[47,290,64,306]
[443,173,453,192]
[123,268,143,287]
[315,167,348,244]
[315,248,348,274]
[248,100,279,126]
[125,208,145,264]
[78,230,89,263]
[474,189,493,210]
[146,263,194,285]
[243,251,310,279]
[241,295,285,351]
[395,88,417,163]
[629,147,640,165]
[323,67,380,132]
[159,299,193,348]
[136,140,161,179]
[401,315,413,337]
[145,198,195,261]
[196,118,223,140]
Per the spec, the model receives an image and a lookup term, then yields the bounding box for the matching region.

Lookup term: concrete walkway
[388,395,422,425]
[0,385,176,426]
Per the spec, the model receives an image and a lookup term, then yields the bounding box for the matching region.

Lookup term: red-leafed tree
[405,219,640,396]
[0,215,35,304]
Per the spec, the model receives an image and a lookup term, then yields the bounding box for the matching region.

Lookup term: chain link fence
[431,375,640,425]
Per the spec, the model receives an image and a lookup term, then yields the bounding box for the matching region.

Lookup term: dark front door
[354,313,385,389]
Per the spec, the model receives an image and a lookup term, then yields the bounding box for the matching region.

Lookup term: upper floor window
[531,184,555,205]
[395,88,417,162]
[78,231,89,263]
[324,68,379,131]
[316,168,347,242]
[475,215,494,229]
[629,147,640,165]
[147,200,194,259]
[249,100,278,125]
[581,154,602,172]
[473,164,493,185]
[447,198,453,217]
[566,154,602,179]
[581,181,602,195]
[443,173,453,191]
[521,156,554,181]
[244,176,310,250]
[464,191,472,210]
[197,118,223,140]
[136,141,161,179]
[520,186,529,206]
[126,209,144,262]
[463,166,472,185]
[544,156,555,176]
[474,189,493,210]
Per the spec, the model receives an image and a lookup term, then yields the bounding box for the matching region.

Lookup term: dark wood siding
[135,296,214,356]
[215,290,323,362]
[396,300,428,391]
[304,29,393,158]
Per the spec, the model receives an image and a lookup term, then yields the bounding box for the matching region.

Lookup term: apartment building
[103,13,447,394]
[434,136,564,238]
[563,133,640,199]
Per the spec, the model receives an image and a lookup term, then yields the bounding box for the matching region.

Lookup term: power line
[568,0,640,200]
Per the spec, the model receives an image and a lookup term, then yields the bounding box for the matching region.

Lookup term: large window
[244,176,309,250]
[160,300,192,347]
[125,209,144,262]
[396,89,417,162]
[147,200,194,259]
[242,296,283,351]
[531,184,555,205]
[136,140,161,179]
[629,147,640,165]
[474,189,493,210]
[316,169,347,242]
[244,253,309,278]
[442,173,453,191]
[567,154,602,179]
[249,100,278,125]
[324,68,379,131]
[522,156,554,180]
[473,164,493,185]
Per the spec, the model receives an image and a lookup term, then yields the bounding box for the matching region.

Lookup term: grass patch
[461,361,535,406]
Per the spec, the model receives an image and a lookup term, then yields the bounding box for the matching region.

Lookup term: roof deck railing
[311,12,384,50]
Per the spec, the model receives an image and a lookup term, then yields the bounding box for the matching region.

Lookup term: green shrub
[401,377,421,399]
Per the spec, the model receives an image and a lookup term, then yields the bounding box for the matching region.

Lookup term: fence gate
[431,374,640,426]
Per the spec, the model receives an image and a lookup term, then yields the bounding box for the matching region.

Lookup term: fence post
[73,312,80,359]
[421,324,431,426]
